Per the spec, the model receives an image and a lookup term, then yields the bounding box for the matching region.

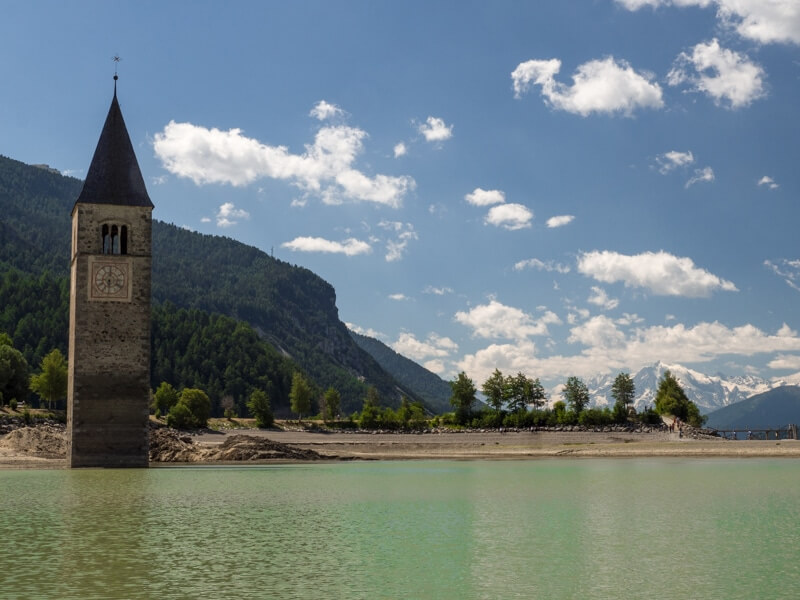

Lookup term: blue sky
[2,0,800,390]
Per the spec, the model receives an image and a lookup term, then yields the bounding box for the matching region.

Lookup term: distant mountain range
[705,386,800,430]
[587,361,800,414]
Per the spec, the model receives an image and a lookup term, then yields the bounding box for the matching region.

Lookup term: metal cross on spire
[113,55,121,92]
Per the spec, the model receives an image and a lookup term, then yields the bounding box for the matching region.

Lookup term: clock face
[89,260,130,301]
[95,265,125,295]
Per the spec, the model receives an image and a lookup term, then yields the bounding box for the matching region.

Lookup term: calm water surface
[2,459,799,599]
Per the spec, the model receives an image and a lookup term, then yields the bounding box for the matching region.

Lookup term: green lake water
[2,459,800,599]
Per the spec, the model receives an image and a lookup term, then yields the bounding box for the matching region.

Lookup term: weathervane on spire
[113,55,121,92]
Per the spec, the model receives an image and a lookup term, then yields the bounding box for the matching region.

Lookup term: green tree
[611,372,635,408]
[562,376,590,415]
[482,369,506,412]
[247,389,274,428]
[322,387,341,422]
[289,371,312,421]
[450,371,477,425]
[29,348,68,410]
[359,387,381,429]
[0,338,30,407]
[506,372,546,413]
[611,372,635,423]
[654,370,706,427]
[152,381,179,416]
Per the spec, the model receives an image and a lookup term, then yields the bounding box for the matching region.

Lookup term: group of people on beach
[669,417,682,437]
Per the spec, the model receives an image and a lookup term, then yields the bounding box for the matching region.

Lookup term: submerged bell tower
[67,75,153,467]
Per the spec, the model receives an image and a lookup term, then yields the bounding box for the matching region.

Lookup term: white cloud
[758,175,779,189]
[465,188,506,206]
[200,217,211,223]
[656,150,695,173]
[423,359,446,374]
[281,236,371,256]
[423,285,454,296]
[717,0,800,45]
[767,354,800,370]
[388,293,410,301]
[578,250,738,297]
[455,300,561,341]
[153,113,415,208]
[216,202,250,227]
[418,116,453,142]
[546,215,575,228]
[393,142,407,158]
[378,220,418,262]
[346,322,386,340]
[514,258,571,273]
[485,203,533,230]
[615,1,800,45]
[309,100,344,121]
[512,56,664,116]
[685,166,715,188]
[668,39,766,109]
[392,332,459,361]
[588,286,620,311]
[458,318,800,383]
[765,259,800,292]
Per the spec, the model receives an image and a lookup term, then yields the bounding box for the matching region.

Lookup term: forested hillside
[0,154,423,413]
[350,330,452,413]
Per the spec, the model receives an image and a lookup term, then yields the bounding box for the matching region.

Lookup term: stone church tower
[67,80,153,468]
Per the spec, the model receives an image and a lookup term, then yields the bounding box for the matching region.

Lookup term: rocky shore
[1,415,798,467]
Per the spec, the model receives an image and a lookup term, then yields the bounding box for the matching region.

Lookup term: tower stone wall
[66,88,154,468]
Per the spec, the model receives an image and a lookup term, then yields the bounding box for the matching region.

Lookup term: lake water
[2,459,799,599]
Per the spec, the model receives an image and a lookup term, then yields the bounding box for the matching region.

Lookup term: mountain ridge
[0,153,419,413]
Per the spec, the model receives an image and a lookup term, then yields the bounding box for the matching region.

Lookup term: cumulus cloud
[767,354,800,370]
[393,142,407,158]
[616,0,800,45]
[153,109,415,208]
[388,293,409,301]
[458,318,800,383]
[392,332,459,361]
[309,100,344,120]
[685,166,715,188]
[546,215,575,228]
[281,236,371,256]
[418,116,453,142]
[765,258,800,292]
[512,56,664,116]
[346,322,386,340]
[656,150,695,173]
[423,359,447,374]
[216,202,250,227]
[588,286,620,311]
[465,188,506,206]
[578,250,737,297]
[514,258,571,273]
[758,175,779,189]
[668,39,766,109]
[485,203,533,230]
[378,220,418,262]
[455,300,561,341]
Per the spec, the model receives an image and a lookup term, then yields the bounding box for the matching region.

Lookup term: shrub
[166,402,194,429]
[9,398,17,411]
[179,388,211,428]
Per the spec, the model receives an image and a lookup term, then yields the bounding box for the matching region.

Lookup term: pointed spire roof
[75,85,153,208]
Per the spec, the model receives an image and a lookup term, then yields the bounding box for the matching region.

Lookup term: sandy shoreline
[3,428,800,468]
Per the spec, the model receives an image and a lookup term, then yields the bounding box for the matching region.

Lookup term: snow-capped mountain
[587,362,784,414]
